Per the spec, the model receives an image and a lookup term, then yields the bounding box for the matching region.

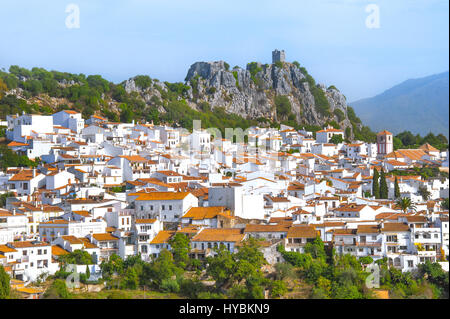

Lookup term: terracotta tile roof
[244,224,289,233]
[92,233,119,241]
[7,141,29,147]
[317,128,344,133]
[419,143,439,152]
[72,210,91,217]
[52,245,70,256]
[286,225,317,238]
[192,228,245,243]
[405,215,427,223]
[182,207,228,220]
[129,191,192,201]
[119,155,150,162]
[333,229,357,235]
[150,230,176,244]
[0,245,17,253]
[357,225,380,234]
[78,237,98,249]
[9,241,49,248]
[381,222,410,232]
[61,235,83,244]
[9,170,40,181]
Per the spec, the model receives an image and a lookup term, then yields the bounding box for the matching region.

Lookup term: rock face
[183,60,352,129]
[122,60,357,133]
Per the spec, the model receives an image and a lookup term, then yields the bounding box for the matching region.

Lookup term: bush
[274,96,292,119]
[333,109,345,122]
[274,61,284,68]
[310,85,330,116]
[359,256,373,265]
[43,279,71,299]
[160,278,180,293]
[270,280,287,298]
[179,278,205,298]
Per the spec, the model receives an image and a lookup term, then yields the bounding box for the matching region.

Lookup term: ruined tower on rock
[272,49,286,64]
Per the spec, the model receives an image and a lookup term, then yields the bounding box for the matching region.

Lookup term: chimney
[32,168,36,178]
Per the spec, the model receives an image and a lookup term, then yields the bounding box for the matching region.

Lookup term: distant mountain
[351,71,449,137]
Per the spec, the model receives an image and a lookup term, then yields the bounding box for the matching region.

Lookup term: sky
[0,0,448,101]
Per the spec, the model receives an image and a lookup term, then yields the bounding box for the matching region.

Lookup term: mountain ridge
[350,71,449,137]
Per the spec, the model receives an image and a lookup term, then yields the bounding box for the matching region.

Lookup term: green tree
[206,245,235,288]
[0,265,10,299]
[168,233,190,269]
[418,186,431,201]
[372,169,380,199]
[85,265,90,281]
[329,134,343,145]
[304,236,327,261]
[43,279,70,299]
[100,253,124,280]
[147,249,181,288]
[379,169,388,199]
[396,197,416,213]
[274,95,292,119]
[234,237,266,270]
[441,198,449,210]
[0,79,7,100]
[394,177,401,199]
[122,267,139,290]
[60,249,93,266]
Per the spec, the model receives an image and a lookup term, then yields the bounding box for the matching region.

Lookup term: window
[150,205,153,210]
[141,206,144,211]
[408,260,414,267]
[169,205,172,211]
[162,205,165,210]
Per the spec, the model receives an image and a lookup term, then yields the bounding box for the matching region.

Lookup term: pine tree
[380,169,388,199]
[372,168,380,199]
[394,177,400,198]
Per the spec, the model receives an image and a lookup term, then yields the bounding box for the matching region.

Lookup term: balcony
[418,250,436,257]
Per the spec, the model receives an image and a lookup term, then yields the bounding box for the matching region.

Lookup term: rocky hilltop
[122,59,356,133]
[185,61,349,125]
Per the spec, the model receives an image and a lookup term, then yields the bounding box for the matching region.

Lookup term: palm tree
[396,197,417,213]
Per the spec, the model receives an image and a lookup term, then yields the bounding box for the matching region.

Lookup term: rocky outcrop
[121,60,358,133]
[184,60,352,129]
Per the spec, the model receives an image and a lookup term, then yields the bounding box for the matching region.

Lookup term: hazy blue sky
[1,0,448,101]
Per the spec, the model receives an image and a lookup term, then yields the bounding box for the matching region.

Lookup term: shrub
[274,95,292,118]
[43,279,70,299]
[160,278,180,293]
[270,280,287,298]
[274,61,284,68]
